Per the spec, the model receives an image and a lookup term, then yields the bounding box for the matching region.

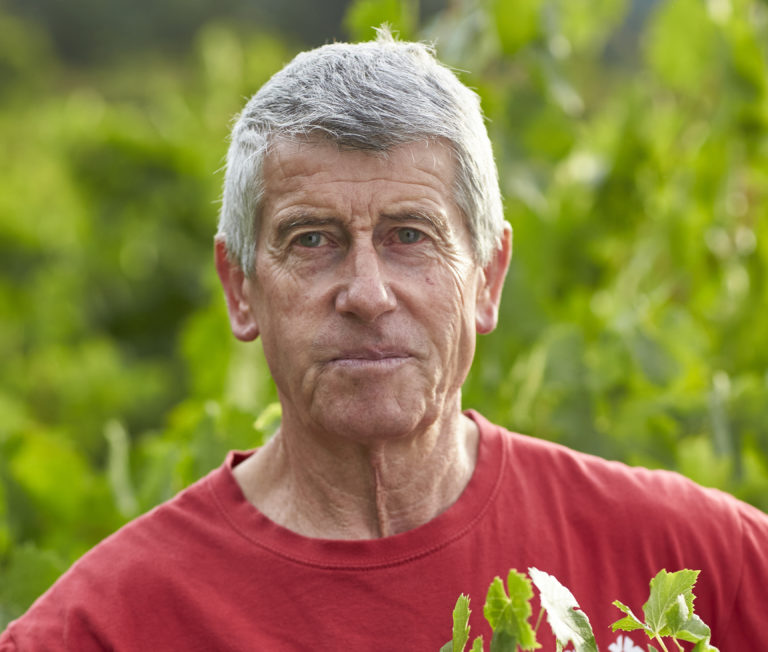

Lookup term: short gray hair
[218,28,505,271]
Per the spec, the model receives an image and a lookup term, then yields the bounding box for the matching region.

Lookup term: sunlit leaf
[529,568,597,652]
[483,570,540,650]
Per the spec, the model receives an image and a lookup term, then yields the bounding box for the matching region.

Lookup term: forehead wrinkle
[268,140,453,188]
[269,175,452,221]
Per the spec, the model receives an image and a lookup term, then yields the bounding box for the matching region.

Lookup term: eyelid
[385,213,442,235]
[396,225,426,236]
[396,222,431,235]
[276,216,342,244]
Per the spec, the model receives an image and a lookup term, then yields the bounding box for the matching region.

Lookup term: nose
[334,241,396,322]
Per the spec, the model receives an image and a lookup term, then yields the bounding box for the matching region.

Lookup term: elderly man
[2,31,768,651]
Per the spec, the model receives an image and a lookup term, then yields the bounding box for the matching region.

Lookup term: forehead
[260,139,459,219]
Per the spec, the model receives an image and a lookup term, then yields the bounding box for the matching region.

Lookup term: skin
[215,139,511,539]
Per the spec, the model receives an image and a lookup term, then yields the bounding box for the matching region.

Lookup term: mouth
[328,349,412,368]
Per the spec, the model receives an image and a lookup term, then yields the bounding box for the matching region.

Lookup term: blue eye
[297,232,324,247]
[397,228,423,244]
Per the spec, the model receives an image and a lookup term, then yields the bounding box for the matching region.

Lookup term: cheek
[420,274,476,347]
[254,263,310,320]
[439,270,480,356]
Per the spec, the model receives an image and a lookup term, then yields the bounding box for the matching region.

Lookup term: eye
[296,232,325,248]
[396,228,424,244]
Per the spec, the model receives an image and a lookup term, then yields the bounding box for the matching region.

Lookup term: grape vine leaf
[612,569,719,652]
[644,568,698,634]
[440,594,472,652]
[483,569,540,650]
[489,628,520,652]
[528,567,598,652]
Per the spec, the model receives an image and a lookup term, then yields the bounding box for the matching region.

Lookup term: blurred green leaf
[0,543,66,629]
[491,0,542,55]
[644,0,722,95]
[344,0,417,41]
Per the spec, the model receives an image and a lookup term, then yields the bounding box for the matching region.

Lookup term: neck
[233,409,479,539]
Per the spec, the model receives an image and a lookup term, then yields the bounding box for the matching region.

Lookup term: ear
[214,237,260,342]
[475,223,512,335]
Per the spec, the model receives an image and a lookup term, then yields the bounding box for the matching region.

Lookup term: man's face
[220,139,506,443]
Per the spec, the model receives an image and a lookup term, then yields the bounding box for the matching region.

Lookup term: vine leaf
[528,567,598,652]
[612,569,719,652]
[644,568,698,634]
[483,569,540,650]
[489,628,519,652]
[440,594,471,652]
[611,600,647,635]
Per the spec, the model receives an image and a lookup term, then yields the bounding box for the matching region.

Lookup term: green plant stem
[654,635,670,652]
[533,607,545,635]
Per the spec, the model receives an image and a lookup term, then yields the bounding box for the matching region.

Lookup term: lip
[328,348,412,368]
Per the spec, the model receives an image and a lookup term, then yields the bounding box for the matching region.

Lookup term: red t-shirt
[2,411,766,650]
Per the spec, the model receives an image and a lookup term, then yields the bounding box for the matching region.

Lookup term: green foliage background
[1,0,767,627]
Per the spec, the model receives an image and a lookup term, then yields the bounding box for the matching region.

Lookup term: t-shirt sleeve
[715,498,768,648]
[0,590,104,652]
[0,629,17,651]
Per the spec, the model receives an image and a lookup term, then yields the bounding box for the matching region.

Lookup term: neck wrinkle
[373,461,390,538]
[234,409,479,540]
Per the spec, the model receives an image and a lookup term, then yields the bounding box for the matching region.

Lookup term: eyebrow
[380,209,450,234]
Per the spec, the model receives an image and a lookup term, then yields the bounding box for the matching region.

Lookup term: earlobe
[214,238,260,342]
[476,223,512,335]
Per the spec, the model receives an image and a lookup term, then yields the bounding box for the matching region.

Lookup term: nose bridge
[350,236,382,281]
[336,235,395,320]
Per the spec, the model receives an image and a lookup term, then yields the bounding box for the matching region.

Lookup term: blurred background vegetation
[1,0,767,627]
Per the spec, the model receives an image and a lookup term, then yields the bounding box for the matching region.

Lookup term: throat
[235,413,479,540]
[363,419,478,538]
[372,461,393,538]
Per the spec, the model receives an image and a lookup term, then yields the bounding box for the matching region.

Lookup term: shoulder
[473,409,750,522]
[1,460,233,648]
[471,411,768,646]
[470,410,768,585]
[77,460,225,572]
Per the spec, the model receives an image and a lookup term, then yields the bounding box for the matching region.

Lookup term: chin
[313,393,437,444]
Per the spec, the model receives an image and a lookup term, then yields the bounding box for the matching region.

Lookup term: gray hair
[217,28,505,271]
